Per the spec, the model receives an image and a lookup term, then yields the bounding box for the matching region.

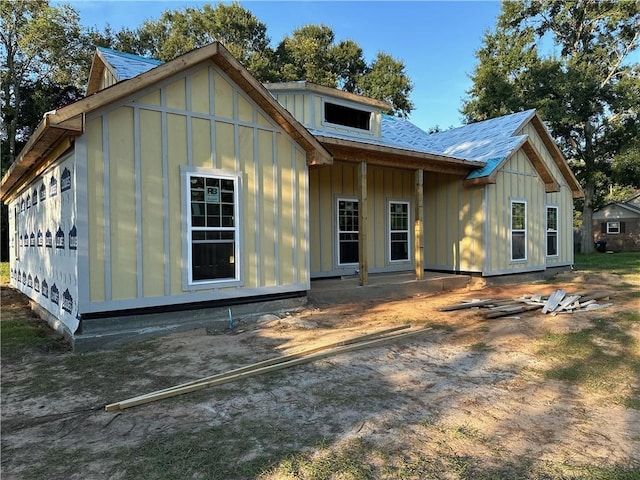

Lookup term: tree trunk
[581,181,595,253]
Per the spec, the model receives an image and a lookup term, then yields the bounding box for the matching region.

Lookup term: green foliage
[463,1,640,253]
[357,52,414,117]
[612,141,640,188]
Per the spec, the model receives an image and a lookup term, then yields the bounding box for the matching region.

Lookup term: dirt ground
[1,271,639,479]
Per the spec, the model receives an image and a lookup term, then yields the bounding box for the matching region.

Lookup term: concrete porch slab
[308,271,471,306]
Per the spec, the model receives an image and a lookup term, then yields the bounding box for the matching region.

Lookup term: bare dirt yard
[2,265,639,479]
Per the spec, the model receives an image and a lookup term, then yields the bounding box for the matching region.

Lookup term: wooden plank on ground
[105,326,431,412]
[485,303,544,319]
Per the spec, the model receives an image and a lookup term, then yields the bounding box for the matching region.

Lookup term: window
[511,201,527,261]
[187,172,239,284]
[607,222,620,234]
[546,206,558,256]
[324,102,371,131]
[389,201,409,262]
[337,199,359,265]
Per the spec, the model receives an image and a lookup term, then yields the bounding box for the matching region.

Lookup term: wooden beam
[414,169,424,280]
[358,161,368,286]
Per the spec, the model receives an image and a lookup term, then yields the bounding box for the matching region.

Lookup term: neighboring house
[593,193,640,252]
[0,43,583,348]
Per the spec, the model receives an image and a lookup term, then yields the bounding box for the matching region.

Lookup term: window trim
[510,199,527,262]
[546,205,559,257]
[181,166,243,290]
[388,200,411,263]
[336,197,360,267]
[606,221,620,234]
[321,98,374,135]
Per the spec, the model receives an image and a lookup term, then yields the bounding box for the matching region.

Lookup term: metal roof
[97,47,163,81]
[96,48,538,180]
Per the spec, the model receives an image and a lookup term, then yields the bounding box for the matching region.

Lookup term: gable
[2,42,332,203]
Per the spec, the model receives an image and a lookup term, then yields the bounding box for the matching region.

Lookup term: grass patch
[0,262,9,284]
[0,318,66,357]
[536,316,640,405]
[574,252,640,274]
[273,438,376,480]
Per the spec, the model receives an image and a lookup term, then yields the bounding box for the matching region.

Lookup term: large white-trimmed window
[511,200,527,261]
[337,198,359,265]
[389,201,410,262]
[546,206,558,257]
[185,170,241,285]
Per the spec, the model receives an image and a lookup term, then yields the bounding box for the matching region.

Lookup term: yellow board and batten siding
[85,62,308,305]
[519,123,575,267]
[308,162,413,276]
[423,173,484,273]
[485,150,546,274]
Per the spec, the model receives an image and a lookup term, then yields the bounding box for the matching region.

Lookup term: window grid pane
[338,200,359,264]
[511,201,526,260]
[547,207,558,256]
[389,202,409,261]
[189,174,237,282]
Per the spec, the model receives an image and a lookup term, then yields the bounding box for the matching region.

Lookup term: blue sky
[63,0,502,131]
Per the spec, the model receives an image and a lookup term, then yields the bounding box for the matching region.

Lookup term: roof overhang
[265,81,391,110]
[1,42,333,204]
[315,135,484,175]
[463,137,561,193]
[1,114,83,202]
[529,113,583,198]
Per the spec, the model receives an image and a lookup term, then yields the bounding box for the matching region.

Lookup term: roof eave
[530,113,583,198]
[1,114,83,202]
[315,135,484,175]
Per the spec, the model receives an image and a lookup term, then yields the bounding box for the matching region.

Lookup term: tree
[462,1,640,253]
[357,52,414,117]
[130,2,275,80]
[1,0,83,165]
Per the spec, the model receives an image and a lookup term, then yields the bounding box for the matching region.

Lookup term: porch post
[415,169,424,280]
[358,161,368,286]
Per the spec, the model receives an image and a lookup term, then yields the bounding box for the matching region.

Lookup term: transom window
[389,201,409,262]
[188,173,239,283]
[337,199,359,265]
[546,206,558,256]
[324,102,371,131]
[511,200,527,261]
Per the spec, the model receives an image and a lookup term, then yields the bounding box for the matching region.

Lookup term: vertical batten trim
[134,107,143,298]
[233,89,240,172]
[303,161,310,288]
[273,132,280,284]
[253,127,261,284]
[291,146,298,284]
[483,185,489,274]
[209,66,217,169]
[186,76,193,167]
[102,115,112,301]
[161,88,171,296]
[75,134,90,311]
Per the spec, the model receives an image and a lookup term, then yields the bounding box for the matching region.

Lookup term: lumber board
[105,325,429,412]
[485,303,544,319]
[112,324,412,405]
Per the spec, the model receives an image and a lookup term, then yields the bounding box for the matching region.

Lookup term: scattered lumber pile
[105,324,432,412]
[440,290,612,319]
